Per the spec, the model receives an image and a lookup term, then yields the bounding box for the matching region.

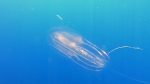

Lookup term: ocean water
[0,0,150,84]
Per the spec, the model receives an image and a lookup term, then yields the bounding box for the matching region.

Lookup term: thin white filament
[108,46,143,54]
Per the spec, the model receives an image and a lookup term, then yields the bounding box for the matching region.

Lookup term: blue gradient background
[0,0,150,84]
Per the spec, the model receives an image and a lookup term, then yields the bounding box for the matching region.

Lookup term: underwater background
[0,0,150,84]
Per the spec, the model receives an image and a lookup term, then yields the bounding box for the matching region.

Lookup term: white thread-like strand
[108,46,143,54]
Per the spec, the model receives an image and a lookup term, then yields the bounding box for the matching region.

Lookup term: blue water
[0,0,150,84]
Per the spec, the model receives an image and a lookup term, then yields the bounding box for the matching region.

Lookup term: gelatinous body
[50,31,109,71]
[50,29,148,84]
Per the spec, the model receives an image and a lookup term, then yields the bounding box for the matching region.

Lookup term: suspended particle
[56,14,63,21]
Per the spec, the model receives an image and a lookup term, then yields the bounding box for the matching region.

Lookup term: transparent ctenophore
[50,30,109,71]
[50,29,149,84]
